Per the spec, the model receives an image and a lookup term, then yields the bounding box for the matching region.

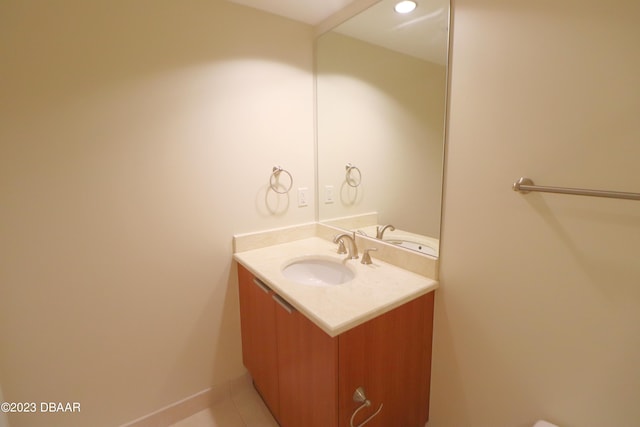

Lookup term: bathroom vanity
[234,232,438,427]
[232,0,450,421]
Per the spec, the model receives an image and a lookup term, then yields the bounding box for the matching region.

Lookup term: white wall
[432,0,640,426]
[0,2,314,426]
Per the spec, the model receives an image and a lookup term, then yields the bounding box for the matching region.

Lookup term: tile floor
[169,380,279,427]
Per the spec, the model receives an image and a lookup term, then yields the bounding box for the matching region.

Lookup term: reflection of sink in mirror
[322,214,440,257]
[385,240,437,256]
[282,257,355,286]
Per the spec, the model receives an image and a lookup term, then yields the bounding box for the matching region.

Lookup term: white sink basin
[282,257,355,286]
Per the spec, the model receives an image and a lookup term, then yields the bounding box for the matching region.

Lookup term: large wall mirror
[316,0,450,257]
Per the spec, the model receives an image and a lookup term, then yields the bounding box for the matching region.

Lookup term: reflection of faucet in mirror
[333,232,359,260]
[376,224,395,239]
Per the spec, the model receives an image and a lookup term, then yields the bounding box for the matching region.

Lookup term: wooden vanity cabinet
[275,295,338,427]
[338,291,434,427]
[237,264,280,420]
[237,264,434,427]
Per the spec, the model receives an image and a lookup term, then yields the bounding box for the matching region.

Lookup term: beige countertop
[234,236,438,337]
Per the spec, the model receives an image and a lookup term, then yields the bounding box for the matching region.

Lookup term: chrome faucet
[333,232,359,260]
[376,224,395,239]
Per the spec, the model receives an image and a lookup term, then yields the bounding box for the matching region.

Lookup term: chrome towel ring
[345,163,362,187]
[269,166,293,194]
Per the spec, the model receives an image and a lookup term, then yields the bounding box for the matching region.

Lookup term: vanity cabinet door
[275,295,339,427]
[338,292,435,427]
[237,264,280,420]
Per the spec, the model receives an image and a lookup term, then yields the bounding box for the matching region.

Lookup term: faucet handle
[361,248,378,265]
[334,235,347,254]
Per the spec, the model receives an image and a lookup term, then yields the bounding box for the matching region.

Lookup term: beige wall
[4,0,640,426]
[0,1,314,426]
[432,0,640,426]
[317,32,446,237]
[0,384,8,427]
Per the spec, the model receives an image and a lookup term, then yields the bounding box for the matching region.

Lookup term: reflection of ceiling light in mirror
[394,1,417,14]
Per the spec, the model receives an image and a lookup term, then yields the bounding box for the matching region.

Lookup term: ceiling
[333,0,449,64]
[226,0,449,65]
[226,0,358,25]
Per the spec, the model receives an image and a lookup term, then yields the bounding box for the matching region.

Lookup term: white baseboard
[120,373,251,427]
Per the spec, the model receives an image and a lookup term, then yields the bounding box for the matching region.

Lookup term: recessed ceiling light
[394,1,417,14]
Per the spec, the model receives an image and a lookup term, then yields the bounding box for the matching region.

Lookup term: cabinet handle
[272,294,294,314]
[252,278,271,294]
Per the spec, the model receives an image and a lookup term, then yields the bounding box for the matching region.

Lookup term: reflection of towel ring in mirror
[345,163,362,188]
[269,166,293,194]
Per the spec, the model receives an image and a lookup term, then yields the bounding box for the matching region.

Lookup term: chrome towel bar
[513,177,640,201]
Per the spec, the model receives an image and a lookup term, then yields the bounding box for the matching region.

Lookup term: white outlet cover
[298,187,309,207]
